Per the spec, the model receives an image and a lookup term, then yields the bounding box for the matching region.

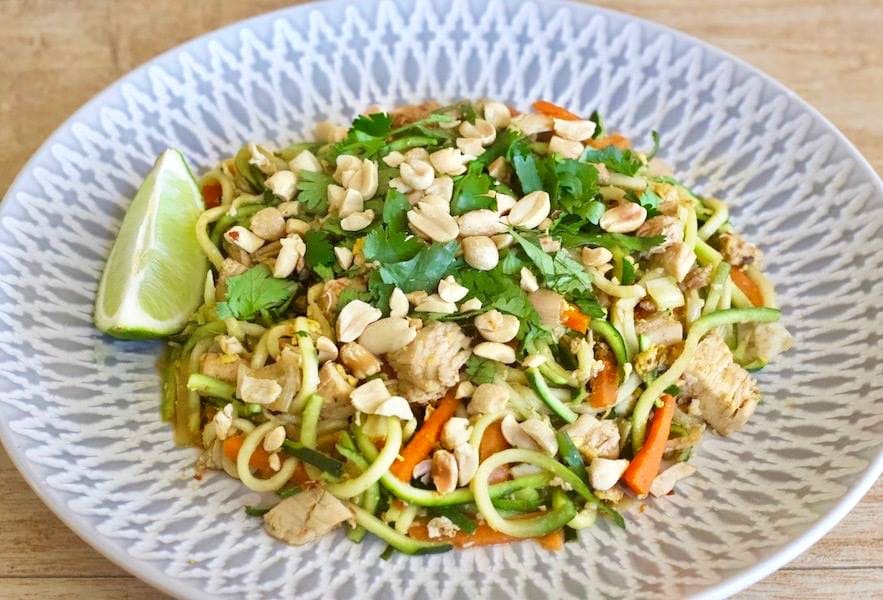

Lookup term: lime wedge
[94,149,208,339]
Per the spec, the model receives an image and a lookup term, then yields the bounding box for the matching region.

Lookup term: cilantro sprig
[216,265,297,321]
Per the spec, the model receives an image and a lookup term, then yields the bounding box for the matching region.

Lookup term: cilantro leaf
[556,159,601,220]
[451,162,494,215]
[363,228,423,263]
[296,170,334,214]
[551,215,664,253]
[465,356,499,384]
[589,110,605,139]
[303,230,336,280]
[216,265,297,321]
[561,230,664,252]
[456,267,550,348]
[620,256,636,285]
[510,231,592,295]
[379,241,459,293]
[331,113,392,158]
[478,128,522,167]
[581,146,643,176]
[382,189,410,231]
[570,291,606,319]
[352,113,392,137]
[509,140,545,193]
[647,130,661,160]
[638,188,661,211]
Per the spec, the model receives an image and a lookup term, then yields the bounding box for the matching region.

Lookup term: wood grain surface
[0,1,880,598]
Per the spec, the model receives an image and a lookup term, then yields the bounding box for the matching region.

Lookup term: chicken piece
[680,334,760,435]
[735,321,793,364]
[681,265,712,291]
[637,216,683,254]
[563,414,621,460]
[718,232,763,268]
[386,321,471,404]
[653,241,695,282]
[263,487,352,546]
[391,101,442,128]
[636,312,683,347]
[316,278,366,318]
[649,462,696,497]
[317,362,357,420]
[199,352,242,383]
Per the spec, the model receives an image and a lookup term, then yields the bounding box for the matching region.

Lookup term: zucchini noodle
[249,335,269,369]
[289,317,320,414]
[694,238,723,266]
[354,422,552,507]
[266,321,298,359]
[471,449,591,537]
[326,417,402,499]
[394,502,420,534]
[299,393,324,449]
[228,193,264,216]
[702,262,731,315]
[611,297,640,358]
[606,172,647,191]
[630,307,781,451]
[697,198,729,240]
[588,267,647,299]
[203,271,216,306]
[221,418,256,479]
[682,205,698,254]
[469,411,507,453]
[236,420,298,492]
[195,205,229,270]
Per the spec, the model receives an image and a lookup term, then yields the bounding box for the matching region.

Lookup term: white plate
[0,1,880,598]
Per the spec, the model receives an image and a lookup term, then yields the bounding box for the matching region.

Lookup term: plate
[1,1,881,598]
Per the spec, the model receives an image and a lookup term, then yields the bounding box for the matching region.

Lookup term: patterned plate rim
[0,1,880,599]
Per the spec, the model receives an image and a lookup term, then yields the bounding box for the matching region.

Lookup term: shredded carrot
[479,420,510,462]
[586,133,631,149]
[622,394,676,495]
[409,522,565,551]
[731,267,764,307]
[202,181,222,209]
[289,462,313,485]
[589,358,618,408]
[561,304,590,334]
[535,529,565,551]
[222,434,272,475]
[390,389,459,481]
[532,100,581,121]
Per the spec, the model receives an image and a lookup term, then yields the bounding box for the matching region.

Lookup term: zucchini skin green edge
[349,504,452,555]
[590,319,630,375]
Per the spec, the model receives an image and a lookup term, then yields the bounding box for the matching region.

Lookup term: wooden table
[0,1,880,598]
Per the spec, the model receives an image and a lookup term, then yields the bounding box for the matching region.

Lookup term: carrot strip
[532,100,581,121]
[561,305,589,334]
[622,394,676,495]
[289,462,314,485]
[586,133,631,149]
[222,434,273,475]
[479,420,510,462]
[589,358,618,408]
[731,267,764,307]
[390,389,459,481]
[202,181,222,209]
[409,522,565,551]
